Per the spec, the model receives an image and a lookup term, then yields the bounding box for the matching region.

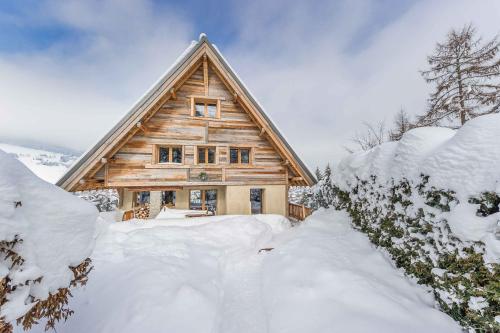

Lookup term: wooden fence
[288,202,312,221]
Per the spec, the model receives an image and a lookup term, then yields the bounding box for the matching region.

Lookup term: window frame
[189,189,217,212]
[156,145,183,164]
[229,147,252,165]
[196,146,217,165]
[190,96,221,119]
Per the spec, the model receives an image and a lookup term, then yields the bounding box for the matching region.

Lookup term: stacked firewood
[134,204,150,219]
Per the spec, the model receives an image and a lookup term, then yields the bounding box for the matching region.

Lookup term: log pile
[134,204,150,219]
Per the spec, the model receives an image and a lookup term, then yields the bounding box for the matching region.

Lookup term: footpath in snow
[18,211,460,333]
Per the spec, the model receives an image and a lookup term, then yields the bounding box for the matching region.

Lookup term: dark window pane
[195,103,204,117]
[136,191,150,205]
[207,104,217,118]
[190,190,202,210]
[159,147,169,163]
[162,191,176,206]
[250,189,263,214]
[198,148,206,163]
[241,149,250,164]
[205,190,217,213]
[208,148,216,164]
[230,148,238,163]
[172,147,182,163]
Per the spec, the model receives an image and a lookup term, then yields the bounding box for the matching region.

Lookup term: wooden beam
[136,122,148,134]
[259,127,266,137]
[281,160,290,166]
[170,88,176,100]
[290,176,303,182]
[203,54,208,96]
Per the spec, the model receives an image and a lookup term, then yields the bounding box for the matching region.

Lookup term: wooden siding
[100,63,295,188]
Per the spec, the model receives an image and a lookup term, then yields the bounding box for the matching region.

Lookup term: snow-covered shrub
[333,176,499,331]
[333,115,500,331]
[75,189,119,212]
[0,151,98,332]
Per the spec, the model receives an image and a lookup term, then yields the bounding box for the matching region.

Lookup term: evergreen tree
[315,166,323,181]
[419,24,500,127]
[314,164,336,208]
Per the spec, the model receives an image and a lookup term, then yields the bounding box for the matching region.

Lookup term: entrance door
[190,189,217,214]
[250,189,263,214]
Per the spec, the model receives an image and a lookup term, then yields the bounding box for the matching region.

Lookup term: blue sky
[1,0,499,167]
[0,0,414,53]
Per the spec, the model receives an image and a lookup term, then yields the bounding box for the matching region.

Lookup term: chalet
[57,34,316,219]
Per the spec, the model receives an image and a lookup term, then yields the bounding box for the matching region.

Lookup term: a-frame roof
[57,34,316,191]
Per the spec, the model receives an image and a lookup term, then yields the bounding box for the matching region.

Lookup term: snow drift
[0,150,98,323]
[337,114,500,197]
[19,213,460,333]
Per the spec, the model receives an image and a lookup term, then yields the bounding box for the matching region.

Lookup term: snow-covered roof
[57,34,316,190]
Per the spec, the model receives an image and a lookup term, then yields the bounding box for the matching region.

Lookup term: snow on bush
[334,114,500,331]
[74,189,119,212]
[0,151,98,331]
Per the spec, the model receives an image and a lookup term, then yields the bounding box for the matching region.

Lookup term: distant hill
[0,143,79,184]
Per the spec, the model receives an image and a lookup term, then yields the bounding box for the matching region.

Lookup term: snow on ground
[0,150,98,321]
[0,143,77,184]
[20,210,459,333]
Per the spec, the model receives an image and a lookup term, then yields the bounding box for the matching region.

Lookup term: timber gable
[57,34,315,192]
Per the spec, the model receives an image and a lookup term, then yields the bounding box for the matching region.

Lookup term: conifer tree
[419,24,500,126]
[315,164,336,208]
[315,166,323,181]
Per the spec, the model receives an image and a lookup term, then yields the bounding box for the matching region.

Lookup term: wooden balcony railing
[288,202,312,221]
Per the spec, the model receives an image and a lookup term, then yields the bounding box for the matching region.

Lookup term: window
[190,97,220,118]
[195,103,204,117]
[207,104,217,118]
[197,146,216,164]
[250,189,263,214]
[161,191,176,207]
[229,147,251,164]
[158,146,182,163]
[190,189,217,213]
[135,191,150,206]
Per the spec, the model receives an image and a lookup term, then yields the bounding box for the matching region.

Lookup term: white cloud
[1,0,499,169]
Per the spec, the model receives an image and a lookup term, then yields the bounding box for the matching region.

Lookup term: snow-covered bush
[0,151,98,332]
[75,189,119,212]
[333,114,500,331]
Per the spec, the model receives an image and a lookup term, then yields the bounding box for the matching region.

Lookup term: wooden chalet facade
[57,34,316,218]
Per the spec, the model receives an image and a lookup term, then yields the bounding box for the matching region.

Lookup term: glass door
[190,189,217,214]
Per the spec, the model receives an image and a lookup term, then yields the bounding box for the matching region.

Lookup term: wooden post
[203,54,208,96]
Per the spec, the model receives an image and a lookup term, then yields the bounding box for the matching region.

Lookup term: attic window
[190,97,220,118]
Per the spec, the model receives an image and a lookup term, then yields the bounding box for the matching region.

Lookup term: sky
[0,0,499,169]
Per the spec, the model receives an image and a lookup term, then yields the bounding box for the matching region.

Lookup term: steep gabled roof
[57,34,316,191]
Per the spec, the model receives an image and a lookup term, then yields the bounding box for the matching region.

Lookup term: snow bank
[337,114,500,197]
[20,212,460,333]
[0,151,98,321]
[261,210,460,333]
